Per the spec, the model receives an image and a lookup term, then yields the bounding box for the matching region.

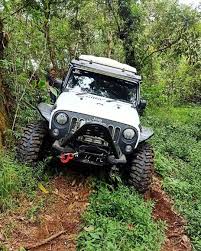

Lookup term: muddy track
[145,176,192,251]
[0,171,192,251]
[0,172,91,251]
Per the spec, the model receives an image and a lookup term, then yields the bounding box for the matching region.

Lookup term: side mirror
[138,99,147,115]
[54,79,63,90]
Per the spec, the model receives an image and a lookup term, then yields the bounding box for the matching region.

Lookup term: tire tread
[17,120,48,165]
[128,142,154,193]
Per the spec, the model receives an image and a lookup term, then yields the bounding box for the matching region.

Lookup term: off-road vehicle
[17,55,154,192]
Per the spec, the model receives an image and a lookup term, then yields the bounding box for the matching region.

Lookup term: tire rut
[144,176,192,251]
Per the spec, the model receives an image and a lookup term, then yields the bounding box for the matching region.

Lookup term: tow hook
[60,152,78,164]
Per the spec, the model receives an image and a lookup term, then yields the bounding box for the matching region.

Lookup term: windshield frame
[63,66,140,104]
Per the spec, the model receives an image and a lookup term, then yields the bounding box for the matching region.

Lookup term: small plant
[78,183,165,251]
[26,198,45,222]
[0,152,47,212]
[2,222,16,240]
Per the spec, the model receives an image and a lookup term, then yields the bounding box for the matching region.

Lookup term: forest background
[0,0,201,250]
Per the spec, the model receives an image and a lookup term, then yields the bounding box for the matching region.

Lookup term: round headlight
[123,129,135,140]
[55,113,68,125]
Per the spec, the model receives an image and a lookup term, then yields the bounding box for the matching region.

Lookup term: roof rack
[71,55,141,83]
[79,55,137,74]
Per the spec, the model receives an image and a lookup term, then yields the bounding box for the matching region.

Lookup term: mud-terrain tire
[128,142,154,193]
[17,120,49,165]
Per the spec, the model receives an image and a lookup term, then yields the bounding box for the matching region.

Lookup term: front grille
[69,117,78,133]
[69,117,121,142]
[114,127,121,142]
[108,125,121,142]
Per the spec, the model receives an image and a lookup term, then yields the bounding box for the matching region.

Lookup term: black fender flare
[37,103,53,122]
[139,127,154,143]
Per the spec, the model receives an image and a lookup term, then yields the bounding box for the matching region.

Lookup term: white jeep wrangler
[17,55,154,192]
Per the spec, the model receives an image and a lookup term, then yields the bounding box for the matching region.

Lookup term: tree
[0,17,9,146]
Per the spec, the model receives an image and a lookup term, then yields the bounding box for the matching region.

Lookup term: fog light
[52,128,59,137]
[125,145,133,153]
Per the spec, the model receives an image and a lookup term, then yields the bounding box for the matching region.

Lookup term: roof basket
[79,55,137,74]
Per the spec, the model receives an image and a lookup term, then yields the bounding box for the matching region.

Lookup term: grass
[142,106,201,251]
[0,152,49,250]
[78,183,165,251]
[0,152,47,212]
[26,197,46,222]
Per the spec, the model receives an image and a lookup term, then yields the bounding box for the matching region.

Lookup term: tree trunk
[43,1,58,71]
[0,19,9,147]
[106,30,113,58]
[117,0,140,69]
[45,23,57,70]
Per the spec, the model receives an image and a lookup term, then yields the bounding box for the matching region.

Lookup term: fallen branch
[25,230,67,250]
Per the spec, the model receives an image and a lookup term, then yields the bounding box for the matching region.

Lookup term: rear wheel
[17,120,49,165]
[127,142,154,193]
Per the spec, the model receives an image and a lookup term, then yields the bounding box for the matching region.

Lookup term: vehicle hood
[53,91,140,128]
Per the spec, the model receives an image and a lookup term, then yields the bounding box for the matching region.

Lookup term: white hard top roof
[79,55,137,74]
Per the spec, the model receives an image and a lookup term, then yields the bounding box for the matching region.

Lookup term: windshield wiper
[106,99,117,102]
[107,99,135,105]
[76,92,88,96]
[106,98,125,103]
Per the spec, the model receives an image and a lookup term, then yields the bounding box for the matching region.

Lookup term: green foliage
[78,183,165,251]
[0,0,200,114]
[38,79,46,89]
[0,1,201,249]
[142,106,201,250]
[26,198,45,221]
[0,152,47,211]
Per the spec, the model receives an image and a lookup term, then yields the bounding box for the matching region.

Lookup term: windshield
[65,69,137,103]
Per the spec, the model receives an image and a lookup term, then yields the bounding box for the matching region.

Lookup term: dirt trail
[145,176,192,251]
[0,170,193,251]
[0,172,91,251]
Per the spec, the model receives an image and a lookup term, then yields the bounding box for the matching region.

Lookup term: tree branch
[25,230,67,250]
[11,37,47,131]
[2,2,31,21]
[142,26,186,63]
[106,0,121,35]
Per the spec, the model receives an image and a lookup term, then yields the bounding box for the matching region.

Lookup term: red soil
[0,174,91,251]
[145,176,192,251]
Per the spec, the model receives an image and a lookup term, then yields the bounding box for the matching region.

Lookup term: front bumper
[52,123,127,166]
[52,139,127,166]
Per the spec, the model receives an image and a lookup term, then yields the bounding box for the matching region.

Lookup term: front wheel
[127,143,154,193]
[17,120,49,165]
